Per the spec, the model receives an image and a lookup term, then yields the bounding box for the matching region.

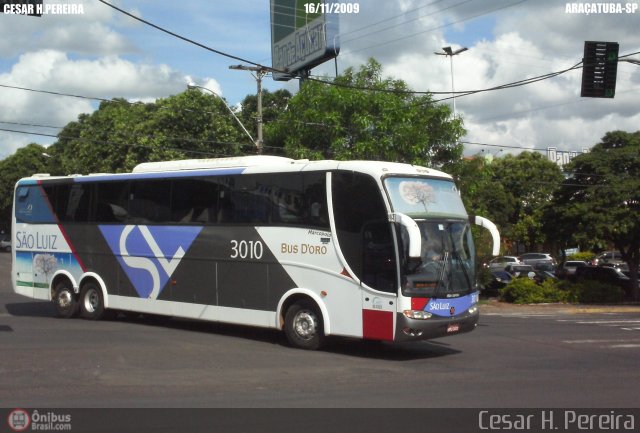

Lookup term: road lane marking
[563,339,640,344]
[564,320,640,324]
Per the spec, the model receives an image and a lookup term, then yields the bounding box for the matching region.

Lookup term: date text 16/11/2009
[304,3,359,14]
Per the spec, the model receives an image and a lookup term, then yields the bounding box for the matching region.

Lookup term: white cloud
[328,0,640,156]
[0,50,215,158]
[2,0,639,160]
[0,0,136,57]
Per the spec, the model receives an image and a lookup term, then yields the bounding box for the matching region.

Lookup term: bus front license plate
[447,323,460,333]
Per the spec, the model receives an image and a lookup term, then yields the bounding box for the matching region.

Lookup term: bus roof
[19,156,452,183]
[132,155,296,173]
[133,156,452,179]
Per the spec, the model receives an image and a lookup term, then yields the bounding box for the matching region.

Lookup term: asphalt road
[1,251,639,410]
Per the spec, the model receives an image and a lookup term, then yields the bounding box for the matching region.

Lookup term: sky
[1,0,639,161]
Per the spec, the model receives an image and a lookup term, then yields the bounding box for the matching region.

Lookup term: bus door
[330,171,398,341]
[14,251,35,298]
[360,220,398,341]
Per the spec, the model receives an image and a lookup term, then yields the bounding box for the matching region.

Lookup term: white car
[0,236,11,252]
[518,252,556,270]
[486,256,521,271]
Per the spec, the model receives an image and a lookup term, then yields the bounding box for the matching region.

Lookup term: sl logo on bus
[99,225,202,299]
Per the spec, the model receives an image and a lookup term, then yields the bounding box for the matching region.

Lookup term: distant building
[547,147,589,167]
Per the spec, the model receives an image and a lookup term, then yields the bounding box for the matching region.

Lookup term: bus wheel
[284,300,325,350]
[53,282,78,318]
[79,282,105,320]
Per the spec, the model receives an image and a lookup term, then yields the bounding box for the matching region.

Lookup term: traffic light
[581,41,619,98]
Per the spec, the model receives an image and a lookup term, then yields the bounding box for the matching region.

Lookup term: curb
[480,300,640,314]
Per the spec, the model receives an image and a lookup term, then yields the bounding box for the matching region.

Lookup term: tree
[47,90,251,175]
[0,143,49,232]
[546,130,640,300]
[450,152,563,256]
[489,152,564,252]
[33,253,58,285]
[239,89,292,152]
[268,58,465,166]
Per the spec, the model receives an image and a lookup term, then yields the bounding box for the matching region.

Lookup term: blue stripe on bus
[424,291,479,317]
[73,167,245,183]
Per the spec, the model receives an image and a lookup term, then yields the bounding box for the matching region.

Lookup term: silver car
[487,256,521,271]
[592,251,624,266]
[518,253,556,270]
[556,260,589,279]
[0,236,10,252]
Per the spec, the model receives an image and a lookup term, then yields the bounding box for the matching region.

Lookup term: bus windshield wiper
[436,250,450,293]
[448,227,473,292]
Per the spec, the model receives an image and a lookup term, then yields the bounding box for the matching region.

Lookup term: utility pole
[229,65,268,154]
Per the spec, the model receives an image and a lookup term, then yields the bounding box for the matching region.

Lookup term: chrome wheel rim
[293,310,318,341]
[84,288,99,313]
[58,290,72,308]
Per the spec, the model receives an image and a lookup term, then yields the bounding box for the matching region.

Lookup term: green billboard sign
[270,0,340,81]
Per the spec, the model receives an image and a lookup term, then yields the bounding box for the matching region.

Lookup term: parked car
[518,253,557,270]
[504,264,535,278]
[601,262,630,277]
[0,236,11,252]
[592,251,624,267]
[486,256,521,271]
[575,265,632,296]
[556,260,589,279]
[482,270,513,297]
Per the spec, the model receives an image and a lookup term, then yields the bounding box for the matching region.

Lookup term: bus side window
[217,191,234,223]
[171,178,220,224]
[94,181,129,223]
[303,172,329,229]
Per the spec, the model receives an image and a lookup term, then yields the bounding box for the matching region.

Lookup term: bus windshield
[384,177,467,219]
[384,177,475,297]
[401,220,476,297]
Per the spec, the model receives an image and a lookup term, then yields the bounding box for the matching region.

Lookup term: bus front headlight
[403,310,433,320]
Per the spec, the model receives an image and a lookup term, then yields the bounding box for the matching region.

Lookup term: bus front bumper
[395,306,479,341]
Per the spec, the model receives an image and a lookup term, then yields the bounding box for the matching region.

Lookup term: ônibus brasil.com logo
[7,409,72,431]
[7,409,30,432]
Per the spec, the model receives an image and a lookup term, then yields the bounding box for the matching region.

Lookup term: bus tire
[284,300,325,350]
[53,281,78,319]
[79,282,105,320]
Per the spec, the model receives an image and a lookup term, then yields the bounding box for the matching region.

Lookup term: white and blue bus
[11,156,499,349]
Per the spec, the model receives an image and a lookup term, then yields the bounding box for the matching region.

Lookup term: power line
[7,48,636,107]
[0,84,260,143]
[305,60,578,96]
[341,0,527,56]
[340,0,475,46]
[96,0,284,74]
[461,141,548,152]
[0,119,258,149]
[339,0,452,39]
[0,126,258,157]
[0,83,111,103]
[0,120,63,130]
[3,48,638,157]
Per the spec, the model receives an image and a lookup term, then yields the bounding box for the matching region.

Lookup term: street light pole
[229,64,269,154]
[435,46,468,118]
[187,84,256,150]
